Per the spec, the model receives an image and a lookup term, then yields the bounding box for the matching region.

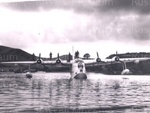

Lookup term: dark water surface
[0,72,150,113]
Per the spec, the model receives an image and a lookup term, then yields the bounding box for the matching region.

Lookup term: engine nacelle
[56,59,61,64]
[115,56,120,61]
[36,59,43,64]
[96,58,101,62]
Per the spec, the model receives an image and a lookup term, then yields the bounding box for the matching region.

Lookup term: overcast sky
[0,0,150,59]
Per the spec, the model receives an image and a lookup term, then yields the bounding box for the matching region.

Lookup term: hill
[0,45,36,61]
[106,52,150,59]
[0,45,72,61]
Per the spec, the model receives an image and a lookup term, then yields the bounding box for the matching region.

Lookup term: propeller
[36,53,43,64]
[114,51,120,61]
[97,52,99,58]
[116,51,118,55]
[96,52,101,62]
[56,53,61,64]
[38,53,41,59]
[57,53,59,59]
[49,52,52,60]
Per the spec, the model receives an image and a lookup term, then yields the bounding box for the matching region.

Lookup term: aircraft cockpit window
[78,63,83,68]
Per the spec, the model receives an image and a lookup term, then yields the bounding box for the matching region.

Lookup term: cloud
[0,0,150,52]
[1,0,150,15]
[99,0,150,15]
[0,0,93,12]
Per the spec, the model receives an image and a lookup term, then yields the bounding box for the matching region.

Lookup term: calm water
[0,72,150,113]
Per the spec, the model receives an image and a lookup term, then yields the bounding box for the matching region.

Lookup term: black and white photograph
[0,0,150,112]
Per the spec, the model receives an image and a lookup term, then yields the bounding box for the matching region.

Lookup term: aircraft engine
[96,58,101,62]
[36,59,43,64]
[56,59,61,64]
[56,53,61,64]
[115,56,120,61]
[96,52,101,62]
[36,53,43,64]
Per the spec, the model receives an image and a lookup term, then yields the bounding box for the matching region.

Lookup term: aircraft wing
[120,57,150,62]
[85,61,108,67]
[0,61,36,64]
[0,60,71,65]
[0,60,60,64]
[106,57,150,63]
[41,60,72,66]
[0,52,72,66]
[85,57,150,67]
[41,53,72,66]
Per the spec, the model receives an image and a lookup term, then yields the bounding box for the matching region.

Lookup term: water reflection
[0,73,150,112]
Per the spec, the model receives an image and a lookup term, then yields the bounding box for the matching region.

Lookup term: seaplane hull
[74,73,87,79]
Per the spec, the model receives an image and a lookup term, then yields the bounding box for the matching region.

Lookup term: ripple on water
[0,73,150,113]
